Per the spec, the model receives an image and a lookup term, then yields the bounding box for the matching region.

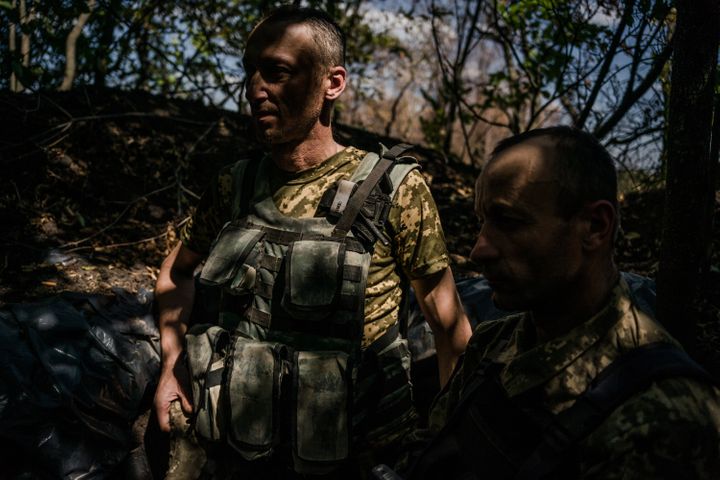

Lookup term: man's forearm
[412,268,472,387]
[157,276,195,367]
[431,314,470,386]
[156,244,202,367]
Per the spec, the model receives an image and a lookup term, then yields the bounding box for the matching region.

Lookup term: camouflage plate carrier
[185,144,419,475]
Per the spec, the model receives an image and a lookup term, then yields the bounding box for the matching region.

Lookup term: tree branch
[58,0,96,91]
[575,0,635,129]
[593,38,674,139]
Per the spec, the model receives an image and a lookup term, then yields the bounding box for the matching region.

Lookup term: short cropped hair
[490,126,618,220]
[250,6,346,69]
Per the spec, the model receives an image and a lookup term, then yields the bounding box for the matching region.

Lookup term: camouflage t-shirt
[433,277,720,478]
[181,146,450,347]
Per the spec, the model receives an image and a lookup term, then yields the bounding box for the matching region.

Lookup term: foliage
[414,0,675,172]
[0,0,706,182]
[0,0,398,110]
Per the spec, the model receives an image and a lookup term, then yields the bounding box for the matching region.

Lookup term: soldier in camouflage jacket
[409,126,720,479]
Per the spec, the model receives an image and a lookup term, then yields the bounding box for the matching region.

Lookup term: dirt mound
[0,88,478,303]
[1,88,718,371]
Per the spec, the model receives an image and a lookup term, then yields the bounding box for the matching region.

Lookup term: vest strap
[260,255,283,272]
[367,322,400,355]
[343,265,363,283]
[230,158,261,220]
[253,280,274,300]
[262,227,303,245]
[247,307,271,328]
[205,366,224,389]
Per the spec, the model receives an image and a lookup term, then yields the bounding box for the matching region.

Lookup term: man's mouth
[253,110,277,120]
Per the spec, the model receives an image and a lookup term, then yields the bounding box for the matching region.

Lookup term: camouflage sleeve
[580,378,720,479]
[180,166,234,256]
[387,169,450,280]
[427,318,509,431]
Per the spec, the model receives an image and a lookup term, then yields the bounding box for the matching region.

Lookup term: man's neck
[270,127,344,172]
[533,261,619,343]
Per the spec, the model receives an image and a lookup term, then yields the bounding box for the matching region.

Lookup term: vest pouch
[185,324,231,442]
[225,337,288,460]
[199,224,264,289]
[292,350,352,474]
[361,337,416,447]
[281,240,345,321]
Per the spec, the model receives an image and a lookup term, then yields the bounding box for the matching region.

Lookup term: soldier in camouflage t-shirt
[182,146,451,349]
[152,6,471,479]
[407,127,720,478]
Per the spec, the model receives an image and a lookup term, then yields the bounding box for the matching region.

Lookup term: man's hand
[154,357,194,432]
[412,268,472,387]
[154,242,204,432]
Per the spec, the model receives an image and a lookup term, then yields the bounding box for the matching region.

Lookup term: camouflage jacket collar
[497,278,631,398]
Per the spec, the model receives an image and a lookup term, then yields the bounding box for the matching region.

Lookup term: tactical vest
[185,145,420,475]
[402,339,717,480]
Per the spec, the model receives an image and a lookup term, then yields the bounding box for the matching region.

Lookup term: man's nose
[245,71,268,103]
[470,230,499,264]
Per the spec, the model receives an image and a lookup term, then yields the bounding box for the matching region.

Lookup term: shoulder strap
[230,158,261,220]
[349,143,417,184]
[515,342,717,480]
[332,143,415,239]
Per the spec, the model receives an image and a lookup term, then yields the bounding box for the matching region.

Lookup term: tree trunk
[58,0,96,92]
[656,0,720,352]
[9,0,19,92]
[20,0,30,73]
[9,0,31,92]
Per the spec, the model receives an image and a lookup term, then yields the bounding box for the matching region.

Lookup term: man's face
[243,22,328,144]
[470,137,585,312]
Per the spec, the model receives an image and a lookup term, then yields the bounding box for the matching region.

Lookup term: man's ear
[581,200,616,251]
[325,65,347,100]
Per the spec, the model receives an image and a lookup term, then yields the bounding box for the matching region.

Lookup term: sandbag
[0,288,160,479]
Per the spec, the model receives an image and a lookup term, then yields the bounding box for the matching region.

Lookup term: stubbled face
[243,22,327,144]
[470,137,585,312]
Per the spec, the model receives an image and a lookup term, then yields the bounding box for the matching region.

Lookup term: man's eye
[495,215,523,228]
[266,67,290,80]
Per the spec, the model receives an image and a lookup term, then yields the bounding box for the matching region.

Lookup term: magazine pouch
[185,324,231,442]
[292,350,352,474]
[199,224,264,293]
[281,240,345,321]
[225,336,289,460]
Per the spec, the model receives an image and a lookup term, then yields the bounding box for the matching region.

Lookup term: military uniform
[172,146,449,479]
[425,277,720,479]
